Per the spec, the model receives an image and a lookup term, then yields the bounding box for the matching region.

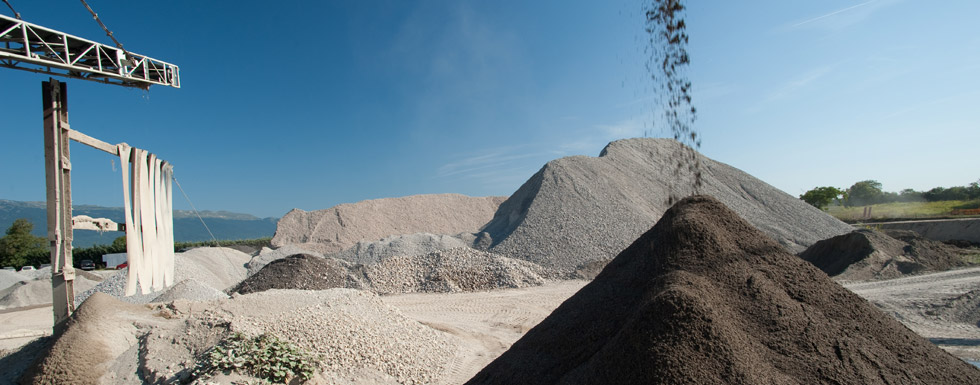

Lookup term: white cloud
[786,0,902,31]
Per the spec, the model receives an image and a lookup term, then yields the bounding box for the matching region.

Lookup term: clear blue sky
[2,0,978,218]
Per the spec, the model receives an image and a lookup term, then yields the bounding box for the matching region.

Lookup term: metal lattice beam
[0,13,179,89]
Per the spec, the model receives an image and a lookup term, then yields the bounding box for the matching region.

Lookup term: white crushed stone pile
[364,247,548,294]
[331,232,469,265]
[76,247,250,305]
[153,279,229,302]
[223,289,458,384]
[271,194,506,254]
[0,273,100,310]
[483,138,854,274]
[246,244,326,276]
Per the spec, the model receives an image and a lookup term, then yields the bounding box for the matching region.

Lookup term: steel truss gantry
[0,13,179,89]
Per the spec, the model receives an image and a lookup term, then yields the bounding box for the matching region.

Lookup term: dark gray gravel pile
[230,254,367,294]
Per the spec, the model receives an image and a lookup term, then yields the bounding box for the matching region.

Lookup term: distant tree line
[800,180,980,210]
[1,218,270,269]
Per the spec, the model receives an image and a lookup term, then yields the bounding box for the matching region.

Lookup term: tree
[800,187,844,210]
[969,180,980,200]
[846,180,883,206]
[898,188,923,202]
[0,219,48,268]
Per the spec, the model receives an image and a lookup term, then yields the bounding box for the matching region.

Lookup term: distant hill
[0,199,278,247]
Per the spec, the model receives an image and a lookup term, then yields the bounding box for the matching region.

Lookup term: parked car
[80,260,96,271]
[2,266,15,271]
[20,265,35,271]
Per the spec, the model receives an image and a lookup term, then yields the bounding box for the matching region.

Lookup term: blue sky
[1,0,978,218]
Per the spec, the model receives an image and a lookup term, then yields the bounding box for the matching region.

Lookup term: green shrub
[194,332,316,384]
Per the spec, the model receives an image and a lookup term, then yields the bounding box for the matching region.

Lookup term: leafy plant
[194,333,316,384]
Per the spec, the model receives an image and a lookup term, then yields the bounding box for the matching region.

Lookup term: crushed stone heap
[482,138,853,276]
[271,194,506,254]
[364,247,548,294]
[231,253,367,294]
[467,195,980,384]
[232,248,547,296]
[800,229,972,281]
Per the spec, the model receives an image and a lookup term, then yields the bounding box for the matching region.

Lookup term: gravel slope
[271,194,506,254]
[483,138,854,274]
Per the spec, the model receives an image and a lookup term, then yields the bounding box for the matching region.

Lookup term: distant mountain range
[0,199,278,248]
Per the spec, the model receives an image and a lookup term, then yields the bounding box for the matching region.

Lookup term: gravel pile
[246,244,326,276]
[77,247,251,305]
[234,248,548,296]
[20,292,155,385]
[0,274,100,309]
[331,233,469,265]
[223,289,458,384]
[231,254,367,294]
[153,279,229,302]
[365,247,548,294]
[482,138,853,274]
[468,195,980,384]
[271,194,506,254]
[800,229,973,281]
[0,269,29,292]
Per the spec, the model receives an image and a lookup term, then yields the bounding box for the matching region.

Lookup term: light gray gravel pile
[153,279,230,302]
[223,289,458,384]
[76,247,250,305]
[271,194,506,254]
[15,267,52,281]
[364,247,548,294]
[331,232,469,265]
[0,273,100,309]
[483,138,854,274]
[246,244,325,276]
[0,269,28,292]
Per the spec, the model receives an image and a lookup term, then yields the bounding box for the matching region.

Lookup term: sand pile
[77,247,250,304]
[467,195,980,384]
[364,247,548,294]
[271,193,506,254]
[20,292,163,385]
[481,138,853,275]
[801,229,973,281]
[231,253,367,294]
[331,232,469,265]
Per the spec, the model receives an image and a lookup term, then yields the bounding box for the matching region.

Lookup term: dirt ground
[380,280,588,384]
[843,266,980,361]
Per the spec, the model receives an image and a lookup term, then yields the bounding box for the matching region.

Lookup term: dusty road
[844,267,980,360]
